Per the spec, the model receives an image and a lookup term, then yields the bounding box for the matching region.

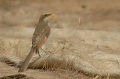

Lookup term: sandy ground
[0,0,120,79]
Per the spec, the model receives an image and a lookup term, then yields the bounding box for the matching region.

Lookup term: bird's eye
[45,14,48,16]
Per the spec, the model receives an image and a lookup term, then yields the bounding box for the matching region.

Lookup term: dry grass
[1,29,120,79]
[0,0,120,79]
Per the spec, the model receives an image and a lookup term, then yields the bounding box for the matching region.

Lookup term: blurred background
[0,0,120,79]
[0,0,120,32]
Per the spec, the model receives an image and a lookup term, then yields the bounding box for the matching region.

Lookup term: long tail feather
[18,47,35,72]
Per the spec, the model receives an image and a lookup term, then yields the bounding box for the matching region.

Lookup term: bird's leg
[38,51,41,57]
[36,48,41,57]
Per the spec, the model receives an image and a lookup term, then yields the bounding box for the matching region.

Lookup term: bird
[18,13,55,72]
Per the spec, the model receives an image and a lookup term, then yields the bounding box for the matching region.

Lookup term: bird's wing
[32,22,50,48]
[18,22,50,72]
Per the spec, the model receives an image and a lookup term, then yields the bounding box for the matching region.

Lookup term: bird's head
[39,13,55,23]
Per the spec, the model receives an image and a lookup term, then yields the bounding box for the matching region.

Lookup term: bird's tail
[18,47,35,72]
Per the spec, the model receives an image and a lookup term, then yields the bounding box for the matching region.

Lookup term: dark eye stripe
[43,13,50,16]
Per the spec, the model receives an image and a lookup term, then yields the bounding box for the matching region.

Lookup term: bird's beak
[49,14,55,18]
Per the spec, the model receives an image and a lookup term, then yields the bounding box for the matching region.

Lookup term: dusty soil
[0,0,120,79]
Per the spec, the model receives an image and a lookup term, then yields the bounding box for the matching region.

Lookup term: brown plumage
[18,13,54,72]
